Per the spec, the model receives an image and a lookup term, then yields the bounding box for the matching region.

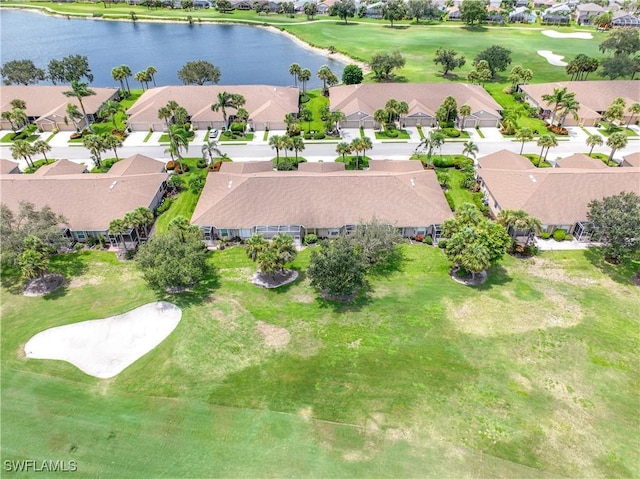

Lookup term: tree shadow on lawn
[156,268,221,309]
[367,248,406,277]
[472,265,512,291]
[583,247,639,286]
[268,268,305,295]
[383,25,411,30]
[462,25,489,32]
[314,283,374,313]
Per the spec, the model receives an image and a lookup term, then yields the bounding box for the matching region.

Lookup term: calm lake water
[0,9,345,88]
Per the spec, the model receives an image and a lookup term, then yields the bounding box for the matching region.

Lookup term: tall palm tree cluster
[269,135,306,169]
[211,91,246,130]
[108,207,155,251]
[110,64,133,97]
[134,66,158,91]
[158,100,191,170]
[335,137,373,170]
[1,99,28,137]
[374,98,409,131]
[541,86,580,129]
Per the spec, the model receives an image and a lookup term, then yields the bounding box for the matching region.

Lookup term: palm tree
[108,218,129,251]
[557,96,580,128]
[336,141,351,162]
[350,138,364,169]
[245,233,267,262]
[201,139,222,165]
[63,81,96,132]
[135,71,149,90]
[515,127,533,155]
[291,135,305,161]
[158,105,173,130]
[397,101,409,128]
[102,133,123,161]
[417,131,445,160]
[32,140,51,163]
[211,91,245,129]
[126,207,155,240]
[289,63,301,88]
[585,134,603,156]
[111,66,127,94]
[536,134,557,166]
[3,107,27,135]
[98,100,124,129]
[385,99,400,124]
[146,66,158,87]
[169,125,190,170]
[1,111,16,134]
[317,65,333,95]
[462,140,478,160]
[83,134,106,168]
[626,102,640,127]
[541,86,574,126]
[497,209,541,245]
[11,139,35,168]
[459,104,471,129]
[298,68,311,94]
[606,132,628,164]
[119,64,132,95]
[374,109,387,131]
[271,233,297,273]
[66,103,83,132]
[269,134,286,167]
[299,107,312,133]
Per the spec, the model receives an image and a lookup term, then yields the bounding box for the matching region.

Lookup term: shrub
[155,198,174,215]
[424,235,434,245]
[384,128,398,138]
[553,229,567,241]
[444,191,456,211]
[230,121,246,133]
[197,159,207,169]
[304,234,318,245]
[73,242,84,251]
[166,161,175,170]
[314,131,326,140]
[462,173,477,190]
[442,128,461,138]
[174,165,182,174]
[541,231,551,240]
[438,239,448,249]
[304,132,312,140]
[181,164,190,173]
[414,234,424,242]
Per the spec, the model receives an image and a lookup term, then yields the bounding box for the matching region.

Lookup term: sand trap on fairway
[542,30,593,40]
[537,50,568,66]
[24,301,181,379]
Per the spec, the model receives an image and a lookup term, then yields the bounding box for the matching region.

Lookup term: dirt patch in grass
[251,270,298,289]
[447,286,583,336]
[256,320,290,350]
[68,275,103,288]
[23,274,64,296]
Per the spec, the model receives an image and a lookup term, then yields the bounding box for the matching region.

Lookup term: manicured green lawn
[374,129,411,140]
[154,158,208,233]
[300,90,329,133]
[1,246,639,477]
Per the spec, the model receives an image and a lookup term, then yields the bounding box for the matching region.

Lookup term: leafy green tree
[442,203,511,280]
[627,102,640,127]
[606,132,628,163]
[245,233,297,279]
[585,133,603,156]
[342,64,363,85]
[0,202,66,268]
[177,60,221,85]
[211,91,245,128]
[18,245,49,280]
[32,140,52,163]
[288,63,301,87]
[63,81,96,131]
[308,238,367,299]
[125,207,154,238]
[497,209,541,248]
[47,54,93,84]
[369,51,406,81]
[433,48,466,76]
[303,1,318,19]
[600,54,637,80]
[83,134,107,168]
[460,0,487,25]
[541,86,575,126]
[136,227,209,291]
[332,0,356,23]
[474,45,512,77]
[98,100,124,129]
[347,219,402,270]
[467,60,492,85]
[245,233,268,262]
[11,139,35,169]
[2,103,28,135]
[216,0,233,11]
[587,191,640,262]
[1,59,46,85]
[566,54,599,81]
[407,0,430,22]
[599,27,640,56]
[382,0,408,26]
[604,100,625,129]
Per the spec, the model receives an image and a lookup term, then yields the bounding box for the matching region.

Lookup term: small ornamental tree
[441,203,511,281]
[342,64,364,85]
[347,219,402,270]
[308,238,367,300]
[587,191,640,262]
[245,233,297,280]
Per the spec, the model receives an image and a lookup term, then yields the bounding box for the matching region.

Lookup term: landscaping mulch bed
[251,270,298,289]
[23,274,64,297]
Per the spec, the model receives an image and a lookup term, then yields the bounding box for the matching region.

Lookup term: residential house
[0,85,119,132]
[622,152,640,167]
[554,153,607,169]
[0,159,21,175]
[126,85,299,132]
[611,10,640,27]
[542,3,572,23]
[0,155,168,247]
[191,160,453,245]
[364,1,384,18]
[519,80,640,126]
[447,6,461,20]
[329,83,502,129]
[476,150,640,239]
[509,6,537,23]
[575,2,605,24]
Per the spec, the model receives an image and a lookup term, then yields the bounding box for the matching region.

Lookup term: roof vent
[109,181,118,190]
[228,180,233,189]
[410,178,415,187]
[528,174,537,183]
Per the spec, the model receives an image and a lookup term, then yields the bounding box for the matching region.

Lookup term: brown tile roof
[477,149,533,170]
[0,85,118,122]
[369,159,425,172]
[106,154,166,176]
[555,154,607,169]
[520,81,640,116]
[478,167,640,225]
[0,159,21,175]
[219,161,274,174]
[126,85,299,128]
[623,152,640,167]
[329,83,502,119]
[1,155,168,231]
[33,159,88,176]
[297,162,346,173]
[192,161,452,229]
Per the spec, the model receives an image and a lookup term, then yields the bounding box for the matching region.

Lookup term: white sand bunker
[24,301,182,379]
[542,30,593,40]
[537,50,568,66]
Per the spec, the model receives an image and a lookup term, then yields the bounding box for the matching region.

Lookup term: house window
[76,231,86,240]
[328,229,340,237]
[219,229,228,238]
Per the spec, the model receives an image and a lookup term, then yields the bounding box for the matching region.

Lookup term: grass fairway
[1,245,639,477]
